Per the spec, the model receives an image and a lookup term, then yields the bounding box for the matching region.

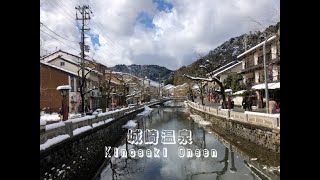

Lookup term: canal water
[99,102,280,180]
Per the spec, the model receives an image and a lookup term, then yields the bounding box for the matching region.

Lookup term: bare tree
[98,67,116,112]
[183,74,227,108]
[114,73,129,107]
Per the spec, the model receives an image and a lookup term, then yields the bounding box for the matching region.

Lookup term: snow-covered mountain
[111,64,174,83]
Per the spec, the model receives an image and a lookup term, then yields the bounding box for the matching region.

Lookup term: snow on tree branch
[183,74,220,82]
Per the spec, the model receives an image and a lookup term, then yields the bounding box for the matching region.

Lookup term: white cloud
[40,0,279,70]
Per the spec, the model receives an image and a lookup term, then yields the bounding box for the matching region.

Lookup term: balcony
[241,57,280,74]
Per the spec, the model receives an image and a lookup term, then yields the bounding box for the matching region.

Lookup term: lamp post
[263,37,270,113]
[57,85,71,121]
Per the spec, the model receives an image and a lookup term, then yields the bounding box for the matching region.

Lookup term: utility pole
[158,73,161,100]
[263,36,270,114]
[76,5,92,115]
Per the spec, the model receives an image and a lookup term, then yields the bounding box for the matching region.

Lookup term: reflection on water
[100,107,279,180]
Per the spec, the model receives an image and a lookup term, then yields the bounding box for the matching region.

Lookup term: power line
[56,0,75,16]
[47,0,118,59]
[44,0,124,62]
[46,0,76,25]
[51,0,74,20]
[41,22,79,43]
[47,0,124,57]
[40,29,80,53]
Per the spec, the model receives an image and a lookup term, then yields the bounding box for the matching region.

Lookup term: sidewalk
[192,97,267,113]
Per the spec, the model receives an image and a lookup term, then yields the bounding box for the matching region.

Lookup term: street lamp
[57,85,71,121]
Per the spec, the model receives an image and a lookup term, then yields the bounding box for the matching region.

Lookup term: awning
[252,82,280,90]
[233,90,246,95]
[225,89,232,93]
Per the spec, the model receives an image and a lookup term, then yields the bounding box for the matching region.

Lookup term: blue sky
[153,0,173,12]
[137,0,173,28]
[40,0,280,70]
[137,11,155,28]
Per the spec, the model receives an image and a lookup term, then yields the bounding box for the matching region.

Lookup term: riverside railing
[40,101,160,145]
[187,101,280,129]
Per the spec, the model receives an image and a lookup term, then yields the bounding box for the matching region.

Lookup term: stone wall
[190,107,280,153]
[40,102,161,180]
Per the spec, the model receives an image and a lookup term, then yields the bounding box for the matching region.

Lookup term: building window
[70,77,75,92]
[245,57,254,68]
[258,71,265,83]
[60,62,65,66]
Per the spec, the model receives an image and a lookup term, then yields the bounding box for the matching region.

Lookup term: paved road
[192,97,267,113]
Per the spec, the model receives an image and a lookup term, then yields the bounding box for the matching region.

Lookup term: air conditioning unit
[91,91,96,97]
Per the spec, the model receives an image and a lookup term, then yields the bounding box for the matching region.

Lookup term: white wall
[232,96,243,106]
[254,53,258,65]
[255,71,259,84]
[50,58,80,73]
[271,43,277,59]
[273,65,279,81]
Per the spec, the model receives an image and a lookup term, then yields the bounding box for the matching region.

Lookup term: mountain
[111,64,174,82]
[173,22,280,85]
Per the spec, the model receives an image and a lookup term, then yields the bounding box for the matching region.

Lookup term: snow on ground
[144,105,152,111]
[164,100,174,106]
[92,121,105,128]
[137,105,153,116]
[122,120,137,129]
[66,115,95,123]
[73,125,92,136]
[40,119,46,126]
[190,114,211,126]
[98,111,113,117]
[40,134,70,150]
[46,121,65,131]
[97,107,129,117]
[105,118,115,124]
[40,113,60,121]
[69,113,82,119]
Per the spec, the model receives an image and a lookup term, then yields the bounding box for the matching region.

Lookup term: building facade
[237,33,280,108]
[237,35,280,88]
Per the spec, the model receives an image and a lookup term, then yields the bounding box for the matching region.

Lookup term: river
[97,102,280,180]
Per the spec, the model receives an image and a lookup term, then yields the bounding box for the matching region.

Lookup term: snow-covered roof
[41,50,103,76]
[213,61,242,77]
[41,50,94,64]
[148,80,160,87]
[111,71,140,80]
[192,84,199,89]
[237,35,277,59]
[55,57,102,76]
[206,61,238,76]
[110,80,121,85]
[233,90,246,95]
[252,82,280,90]
[40,61,78,76]
[164,84,175,90]
[57,85,71,90]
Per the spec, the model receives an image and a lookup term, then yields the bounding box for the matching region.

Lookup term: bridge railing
[40,101,160,145]
[187,101,280,129]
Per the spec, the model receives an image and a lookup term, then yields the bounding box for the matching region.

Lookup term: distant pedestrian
[242,97,247,110]
[247,97,252,111]
[269,98,277,114]
[227,95,231,110]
